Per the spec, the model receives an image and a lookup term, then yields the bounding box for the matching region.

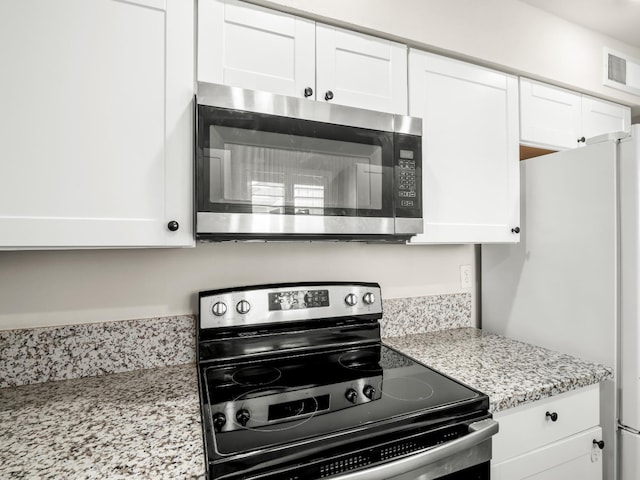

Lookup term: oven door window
[197,106,394,218]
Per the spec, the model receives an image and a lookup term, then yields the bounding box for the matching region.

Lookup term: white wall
[5,0,629,332]
[0,242,475,330]
[250,0,640,113]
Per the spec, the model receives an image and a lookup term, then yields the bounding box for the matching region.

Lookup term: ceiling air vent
[604,48,640,96]
[607,53,626,84]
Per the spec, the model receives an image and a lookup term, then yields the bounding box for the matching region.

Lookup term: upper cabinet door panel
[520,77,631,151]
[408,50,519,244]
[198,0,315,98]
[0,0,194,248]
[520,78,582,150]
[316,24,407,115]
[582,96,631,140]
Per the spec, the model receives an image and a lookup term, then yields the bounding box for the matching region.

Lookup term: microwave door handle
[328,419,498,480]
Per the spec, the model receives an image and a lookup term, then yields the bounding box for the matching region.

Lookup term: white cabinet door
[582,96,632,141]
[520,77,632,151]
[520,78,582,150]
[408,50,519,244]
[316,24,407,115]
[492,385,600,464]
[198,0,315,99]
[0,0,194,248]
[492,427,603,480]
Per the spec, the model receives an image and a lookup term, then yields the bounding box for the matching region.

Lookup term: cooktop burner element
[231,366,282,386]
[197,282,495,480]
[379,377,435,402]
[338,350,382,372]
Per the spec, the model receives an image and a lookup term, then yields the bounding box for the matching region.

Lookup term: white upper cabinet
[520,79,582,150]
[315,24,407,114]
[408,50,520,244]
[198,0,315,98]
[582,95,631,141]
[520,78,631,150]
[0,0,195,249]
[198,0,408,115]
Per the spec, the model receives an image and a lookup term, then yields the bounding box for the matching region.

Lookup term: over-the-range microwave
[195,82,422,241]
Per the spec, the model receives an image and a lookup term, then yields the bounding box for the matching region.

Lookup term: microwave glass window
[206,126,384,215]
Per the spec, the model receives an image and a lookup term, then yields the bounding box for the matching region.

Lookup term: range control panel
[199,283,382,330]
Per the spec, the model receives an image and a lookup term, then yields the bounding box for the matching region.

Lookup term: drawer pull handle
[593,439,605,450]
[545,411,558,422]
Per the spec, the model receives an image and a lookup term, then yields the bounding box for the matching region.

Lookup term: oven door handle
[328,418,499,480]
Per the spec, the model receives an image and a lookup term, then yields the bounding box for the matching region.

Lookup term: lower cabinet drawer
[492,384,599,464]
[491,426,603,480]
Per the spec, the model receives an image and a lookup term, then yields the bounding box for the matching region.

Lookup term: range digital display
[268,395,330,421]
[268,289,330,311]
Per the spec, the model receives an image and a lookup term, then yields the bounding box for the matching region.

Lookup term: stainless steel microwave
[195,82,423,241]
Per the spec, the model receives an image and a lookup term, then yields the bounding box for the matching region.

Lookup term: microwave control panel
[394,133,422,218]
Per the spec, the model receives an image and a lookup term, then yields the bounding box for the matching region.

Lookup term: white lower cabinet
[492,427,603,480]
[492,385,603,479]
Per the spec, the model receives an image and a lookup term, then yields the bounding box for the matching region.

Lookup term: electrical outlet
[460,265,472,289]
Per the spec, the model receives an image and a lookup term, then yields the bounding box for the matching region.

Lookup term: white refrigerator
[481,124,640,480]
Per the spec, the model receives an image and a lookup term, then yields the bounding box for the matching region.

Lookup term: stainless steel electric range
[197,282,498,480]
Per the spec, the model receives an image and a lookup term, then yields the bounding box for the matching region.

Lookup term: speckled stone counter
[0,327,613,478]
[383,327,613,413]
[0,364,205,479]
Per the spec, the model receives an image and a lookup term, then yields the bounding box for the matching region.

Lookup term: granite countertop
[0,364,205,479]
[383,327,614,413]
[0,327,613,478]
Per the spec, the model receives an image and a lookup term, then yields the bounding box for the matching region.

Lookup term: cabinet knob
[511,226,520,234]
[545,411,558,422]
[325,90,334,101]
[304,87,313,98]
[167,220,179,232]
[593,439,605,449]
[578,136,586,143]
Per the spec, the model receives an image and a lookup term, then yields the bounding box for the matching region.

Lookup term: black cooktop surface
[202,344,481,456]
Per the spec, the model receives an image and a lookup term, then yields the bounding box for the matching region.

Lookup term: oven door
[329,418,496,480]
[196,104,396,239]
[220,415,497,480]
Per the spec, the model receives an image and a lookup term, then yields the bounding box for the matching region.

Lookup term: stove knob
[212,412,226,432]
[363,292,376,305]
[363,385,376,400]
[212,302,227,317]
[236,409,251,427]
[345,388,358,403]
[344,293,358,307]
[236,300,251,315]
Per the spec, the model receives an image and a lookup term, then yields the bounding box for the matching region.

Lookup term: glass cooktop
[202,344,481,456]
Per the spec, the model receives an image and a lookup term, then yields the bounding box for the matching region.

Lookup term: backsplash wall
[0,292,472,388]
[0,242,475,330]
